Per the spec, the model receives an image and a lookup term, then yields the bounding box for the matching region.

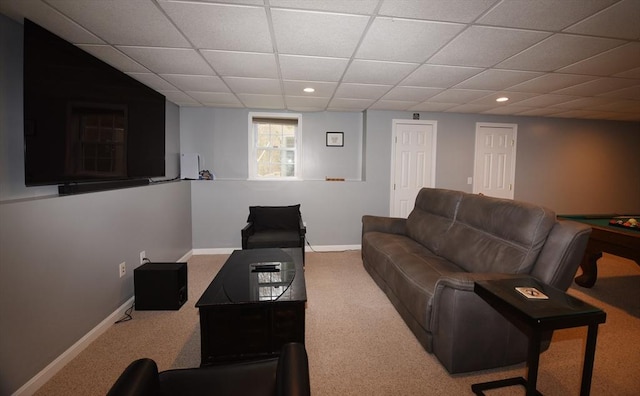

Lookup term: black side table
[473,278,606,396]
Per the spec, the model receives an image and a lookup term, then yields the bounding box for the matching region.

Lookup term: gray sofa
[361,188,591,373]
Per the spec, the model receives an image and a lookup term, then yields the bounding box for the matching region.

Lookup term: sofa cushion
[437,194,556,274]
[362,231,463,331]
[406,188,463,253]
[245,230,302,249]
[248,205,301,232]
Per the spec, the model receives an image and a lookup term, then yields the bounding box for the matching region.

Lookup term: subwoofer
[134,262,187,310]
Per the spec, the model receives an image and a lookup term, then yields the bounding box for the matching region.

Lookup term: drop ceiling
[2,0,639,121]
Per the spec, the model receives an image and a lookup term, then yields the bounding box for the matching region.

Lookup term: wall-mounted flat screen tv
[23,19,166,187]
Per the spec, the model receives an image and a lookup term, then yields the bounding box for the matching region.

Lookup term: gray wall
[181,107,381,249]
[183,107,639,249]
[0,15,192,395]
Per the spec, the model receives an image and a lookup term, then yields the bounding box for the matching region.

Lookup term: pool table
[558,215,640,288]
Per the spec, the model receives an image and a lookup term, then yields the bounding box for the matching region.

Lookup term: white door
[390,120,437,217]
[473,123,517,199]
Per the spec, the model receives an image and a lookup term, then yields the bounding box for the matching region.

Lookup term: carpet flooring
[34,251,639,395]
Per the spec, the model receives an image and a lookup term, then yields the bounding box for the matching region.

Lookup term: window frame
[248,112,302,180]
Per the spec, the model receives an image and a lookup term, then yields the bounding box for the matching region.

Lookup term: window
[66,104,127,177]
[249,113,301,180]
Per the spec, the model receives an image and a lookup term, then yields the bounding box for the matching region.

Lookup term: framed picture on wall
[326,132,344,147]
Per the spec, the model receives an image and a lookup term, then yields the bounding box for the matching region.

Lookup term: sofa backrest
[248,205,301,232]
[406,188,463,252]
[437,193,557,274]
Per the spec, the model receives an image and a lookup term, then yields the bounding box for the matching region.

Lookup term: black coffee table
[196,248,306,365]
[473,277,606,396]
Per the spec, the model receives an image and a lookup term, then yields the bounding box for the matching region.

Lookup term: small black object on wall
[134,263,187,310]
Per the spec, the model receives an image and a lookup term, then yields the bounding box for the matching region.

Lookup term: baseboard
[191,245,361,255]
[12,297,135,396]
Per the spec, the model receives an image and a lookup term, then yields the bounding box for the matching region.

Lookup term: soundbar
[58,178,149,195]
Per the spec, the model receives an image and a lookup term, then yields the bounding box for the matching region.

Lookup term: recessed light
[303,87,315,93]
[496,97,509,102]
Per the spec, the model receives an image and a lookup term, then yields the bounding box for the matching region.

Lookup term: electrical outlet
[119,262,126,278]
[140,251,146,264]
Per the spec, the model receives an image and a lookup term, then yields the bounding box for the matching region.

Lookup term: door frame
[389,119,438,216]
[472,122,517,199]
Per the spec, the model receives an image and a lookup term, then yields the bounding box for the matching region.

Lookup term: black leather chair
[241,205,306,263]
[107,343,310,396]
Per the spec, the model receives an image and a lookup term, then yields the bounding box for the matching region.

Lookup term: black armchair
[107,342,310,396]
[241,205,306,263]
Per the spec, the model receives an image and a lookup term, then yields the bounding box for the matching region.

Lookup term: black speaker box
[134,262,187,310]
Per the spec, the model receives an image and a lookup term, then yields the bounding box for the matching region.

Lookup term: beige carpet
[35,251,639,395]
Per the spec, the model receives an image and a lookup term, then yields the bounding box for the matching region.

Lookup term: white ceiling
[2,0,640,121]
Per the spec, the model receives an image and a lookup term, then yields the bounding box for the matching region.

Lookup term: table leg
[580,324,600,396]
[525,332,542,396]
[575,252,601,288]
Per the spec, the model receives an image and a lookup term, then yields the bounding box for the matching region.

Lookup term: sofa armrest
[430,273,545,373]
[241,222,255,249]
[298,217,307,236]
[362,215,407,235]
[276,343,311,396]
[433,272,528,293]
[107,358,160,396]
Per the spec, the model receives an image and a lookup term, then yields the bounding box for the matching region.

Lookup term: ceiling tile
[0,0,104,44]
[334,83,392,100]
[598,85,640,100]
[514,94,581,107]
[327,98,375,111]
[159,1,273,52]
[564,0,640,40]
[477,0,617,31]
[586,99,640,113]
[429,27,550,68]
[160,91,202,107]
[445,103,497,113]
[483,105,537,115]
[496,34,625,72]
[283,81,337,97]
[379,0,499,23]
[125,72,178,91]
[187,91,243,107]
[269,0,379,14]
[356,18,464,63]
[454,69,544,90]
[400,64,483,88]
[552,77,636,97]
[558,42,640,77]
[343,60,418,85]
[271,9,369,57]
[428,89,493,104]
[516,107,569,117]
[201,50,278,78]
[223,77,282,95]
[118,47,214,75]
[551,97,615,110]
[48,0,189,47]
[506,73,595,94]
[238,94,285,109]
[408,102,458,112]
[279,55,349,82]
[77,44,148,73]
[284,96,331,111]
[382,86,444,102]
[470,91,538,106]
[160,74,230,92]
[369,100,418,111]
[615,67,640,79]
